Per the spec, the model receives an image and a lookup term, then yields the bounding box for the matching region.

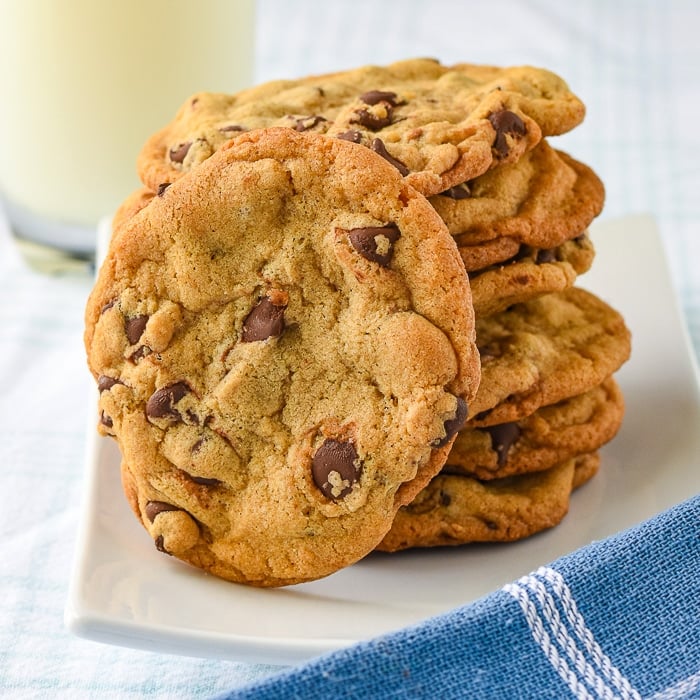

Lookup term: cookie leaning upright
[85,128,480,587]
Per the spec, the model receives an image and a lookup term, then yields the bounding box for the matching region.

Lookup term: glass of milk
[0,0,256,255]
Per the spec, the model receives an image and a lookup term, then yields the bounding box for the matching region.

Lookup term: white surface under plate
[65,214,700,665]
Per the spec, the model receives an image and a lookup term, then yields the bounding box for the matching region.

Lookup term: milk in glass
[0,0,255,253]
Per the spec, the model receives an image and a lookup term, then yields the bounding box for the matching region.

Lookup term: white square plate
[65,214,700,665]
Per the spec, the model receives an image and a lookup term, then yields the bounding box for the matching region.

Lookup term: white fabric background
[1,1,698,697]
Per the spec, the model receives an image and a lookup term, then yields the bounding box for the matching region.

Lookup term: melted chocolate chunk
[219,124,245,134]
[154,535,168,553]
[484,422,521,467]
[146,382,190,421]
[190,475,222,486]
[347,224,401,267]
[292,115,327,132]
[360,90,400,106]
[97,375,121,392]
[241,295,287,342]
[99,411,113,428]
[157,183,171,196]
[488,110,527,158]
[439,182,472,199]
[536,248,557,264]
[169,141,192,164]
[353,106,393,130]
[312,439,362,500]
[433,397,469,447]
[145,500,180,522]
[370,138,409,176]
[125,315,149,344]
[129,346,151,363]
[337,129,363,143]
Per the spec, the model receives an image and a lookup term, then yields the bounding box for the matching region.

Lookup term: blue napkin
[217,495,700,699]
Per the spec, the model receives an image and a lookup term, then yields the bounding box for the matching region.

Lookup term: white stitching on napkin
[504,581,596,700]
[535,567,642,700]
[646,671,700,700]
[504,567,642,700]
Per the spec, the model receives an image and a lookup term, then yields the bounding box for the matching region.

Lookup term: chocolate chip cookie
[469,233,595,318]
[137,58,585,197]
[470,287,631,426]
[85,128,480,587]
[377,451,600,551]
[447,377,623,480]
[430,141,605,266]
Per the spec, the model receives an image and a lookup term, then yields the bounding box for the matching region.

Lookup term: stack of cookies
[379,129,631,551]
[85,59,630,587]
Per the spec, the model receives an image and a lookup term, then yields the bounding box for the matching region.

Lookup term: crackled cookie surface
[447,377,623,480]
[469,287,631,426]
[137,58,585,197]
[85,128,480,586]
[377,452,599,552]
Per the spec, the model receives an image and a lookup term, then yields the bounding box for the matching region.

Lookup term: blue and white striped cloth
[1,1,699,697]
[218,495,700,699]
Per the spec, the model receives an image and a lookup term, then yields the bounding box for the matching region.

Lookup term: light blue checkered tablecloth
[1,1,698,697]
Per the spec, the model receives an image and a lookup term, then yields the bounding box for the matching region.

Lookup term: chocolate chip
[190,475,222,486]
[291,115,327,132]
[125,315,149,344]
[312,439,362,500]
[337,129,363,143]
[352,106,393,130]
[488,110,526,158]
[97,375,121,392]
[433,397,469,447]
[169,141,192,164]
[536,248,557,264]
[360,90,400,106]
[145,500,180,523]
[146,382,190,421]
[439,182,472,199]
[484,422,521,467]
[347,224,401,267]
[157,183,171,196]
[241,295,287,342]
[219,124,245,134]
[100,300,116,314]
[154,535,171,554]
[99,411,113,428]
[129,346,151,363]
[370,138,409,176]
